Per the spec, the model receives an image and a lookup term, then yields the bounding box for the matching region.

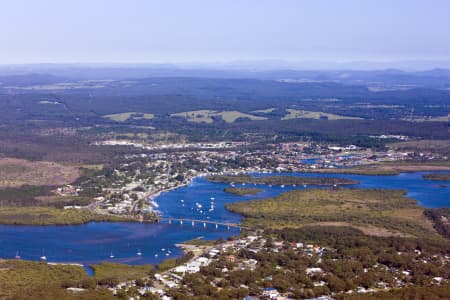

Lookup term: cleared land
[171,110,267,123]
[282,108,363,121]
[103,112,154,122]
[226,188,438,239]
[0,158,79,188]
[208,174,357,186]
[0,207,132,225]
[251,108,275,113]
[389,139,450,156]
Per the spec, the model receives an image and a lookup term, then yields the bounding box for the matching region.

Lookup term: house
[306,267,323,275]
[174,265,187,274]
[186,262,201,273]
[262,288,279,299]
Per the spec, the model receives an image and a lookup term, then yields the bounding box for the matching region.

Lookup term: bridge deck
[158,217,248,229]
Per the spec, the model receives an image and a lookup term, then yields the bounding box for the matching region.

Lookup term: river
[0,171,448,268]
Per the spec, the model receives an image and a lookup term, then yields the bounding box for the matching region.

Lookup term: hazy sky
[1,0,450,64]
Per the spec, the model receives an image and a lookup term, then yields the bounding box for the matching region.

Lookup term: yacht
[15,251,21,259]
[109,251,115,259]
[137,249,142,256]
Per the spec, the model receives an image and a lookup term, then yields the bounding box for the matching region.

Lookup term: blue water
[0,171,448,267]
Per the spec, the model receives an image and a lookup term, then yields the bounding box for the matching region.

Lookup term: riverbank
[207,174,358,185]
[423,173,450,181]
[224,187,262,195]
[0,206,135,225]
[307,161,450,176]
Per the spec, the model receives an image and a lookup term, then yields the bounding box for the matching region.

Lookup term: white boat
[137,249,142,256]
[180,199,184,203]
[15,251,21,259]
[154,254,158,257]
[281,185,285,188]
[40,250,47,261]
[109,252,114,259]
[151,201,159,208]
[210,197,215,200]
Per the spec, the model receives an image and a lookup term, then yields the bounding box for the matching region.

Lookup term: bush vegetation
[227,188,438,239]
[224,187,262,195]
[208,174,357,186]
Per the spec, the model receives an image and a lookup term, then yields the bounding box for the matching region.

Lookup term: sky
[1,0,450,65]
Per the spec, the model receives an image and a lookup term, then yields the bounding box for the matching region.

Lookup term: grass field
[282,108,363,121]
[226,188,438,239]
[0,207,132,225]
[171,110,267,123]
[103,112,154,122]
[0,158,79,188]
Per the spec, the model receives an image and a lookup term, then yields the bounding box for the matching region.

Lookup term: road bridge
[157,217,248,230]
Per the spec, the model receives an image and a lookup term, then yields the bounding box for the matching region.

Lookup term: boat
[154,254,158,257]
[40,250,47,261]
[210,197,215,200]
[15,251,21,259]
[180,199,184,203]
[137,249,142,256]
[150,201,159,208]
[109,251,115,259]
[281,185,285,188]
